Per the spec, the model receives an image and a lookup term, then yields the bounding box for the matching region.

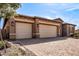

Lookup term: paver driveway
[12,37,79,56]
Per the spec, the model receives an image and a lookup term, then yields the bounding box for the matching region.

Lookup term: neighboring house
[62,23,76,36]
[75,29,79,33]
[2,14,76,39]
[54,19,76,36]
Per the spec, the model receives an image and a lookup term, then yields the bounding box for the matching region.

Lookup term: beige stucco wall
[70,25,74,33]
[64,24,75,36]
[14,17,34,23]
[39,19,61,26]
[4,16,63,39]
[14,17,62,38]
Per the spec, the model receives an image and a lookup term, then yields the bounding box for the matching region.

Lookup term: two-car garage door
[16,22,57,39]
[39,24,57,38]
[16,22,32,39]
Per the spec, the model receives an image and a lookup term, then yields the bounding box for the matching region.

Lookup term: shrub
[0,40,11,50]
[0,41,4,50]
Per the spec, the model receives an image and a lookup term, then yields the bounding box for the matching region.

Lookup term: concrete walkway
[11,37,79,56]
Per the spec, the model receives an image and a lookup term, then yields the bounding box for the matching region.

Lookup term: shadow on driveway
[10,37,69,45]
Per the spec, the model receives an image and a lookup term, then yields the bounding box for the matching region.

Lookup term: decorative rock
[19,46,26,55]
[4,41,11,48]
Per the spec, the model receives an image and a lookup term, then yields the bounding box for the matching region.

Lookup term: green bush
[0,41,4,49]
[0,40,11,50]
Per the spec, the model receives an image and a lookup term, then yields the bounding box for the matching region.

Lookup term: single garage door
[39,24,57,38]
[16,22,32,39]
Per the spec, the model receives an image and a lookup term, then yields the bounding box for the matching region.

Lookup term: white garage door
[39,24,57,38]
[16,22,32,39]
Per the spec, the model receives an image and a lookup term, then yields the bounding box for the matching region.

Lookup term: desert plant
[0,3,21,53]
[0,40,11,50]
[0,41,5,50]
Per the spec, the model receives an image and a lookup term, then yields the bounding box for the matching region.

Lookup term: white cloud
[19,3,79,29]
[42,3,79,29]
[43,16,54,19]
[65,7,79,11]
[42,3,79,12]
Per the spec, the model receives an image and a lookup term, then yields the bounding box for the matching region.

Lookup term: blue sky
[17,3,79,29]
[0,3,79,29]
[0,18,4,29]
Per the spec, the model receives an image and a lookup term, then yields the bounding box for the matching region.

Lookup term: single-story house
[2,14,76,39]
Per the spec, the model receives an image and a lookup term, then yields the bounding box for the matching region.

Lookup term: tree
[0,3,21,53]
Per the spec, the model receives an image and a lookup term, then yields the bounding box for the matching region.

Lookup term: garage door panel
[39,24,57,38]
[16,22,32,39]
